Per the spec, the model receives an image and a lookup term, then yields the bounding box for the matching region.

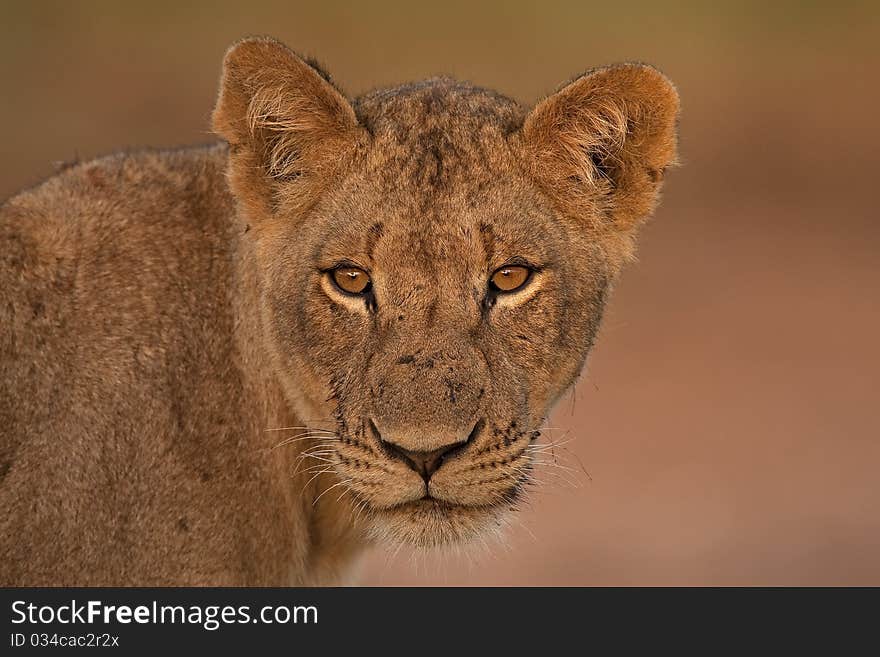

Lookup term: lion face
[213,38,679,547]
[263,148,609,546]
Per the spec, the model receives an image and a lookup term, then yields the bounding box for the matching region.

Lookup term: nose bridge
[370,312,485,453]
[383,259,479,362]
[386,256,479,326]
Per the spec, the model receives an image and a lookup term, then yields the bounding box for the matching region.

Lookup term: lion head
[212,37,679,547]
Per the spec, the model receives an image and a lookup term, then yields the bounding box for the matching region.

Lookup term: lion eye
[332,267,372,295]
[489,265,531,293]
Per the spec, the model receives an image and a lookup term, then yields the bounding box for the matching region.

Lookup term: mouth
[364,490,521,548]
[328,416,535,547]
[390,496,466,511]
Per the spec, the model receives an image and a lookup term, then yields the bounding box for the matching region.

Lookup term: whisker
[302,467,336,490]
[264,425,336,432]
[313,479,352,507]
[294,456,340,477]
[297,453,336,465]
[296,448,337,458]
[269,432,339,451]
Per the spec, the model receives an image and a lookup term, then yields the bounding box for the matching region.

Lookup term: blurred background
[2,1,877,585]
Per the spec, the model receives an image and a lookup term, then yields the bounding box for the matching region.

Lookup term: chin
[367,499,514,548]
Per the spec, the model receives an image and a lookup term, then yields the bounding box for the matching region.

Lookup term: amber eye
[331,267,372,295]
[490,265,532,293]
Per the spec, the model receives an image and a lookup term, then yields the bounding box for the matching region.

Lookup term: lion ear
[212,37,361,220]
[522,64,679,241]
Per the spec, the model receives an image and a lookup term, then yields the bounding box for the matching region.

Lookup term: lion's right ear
[212,37,362,221]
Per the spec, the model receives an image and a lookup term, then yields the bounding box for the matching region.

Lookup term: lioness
[0,37,678,585]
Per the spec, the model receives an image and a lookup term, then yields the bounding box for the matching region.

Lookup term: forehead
[354,78,524,143]
[317,171,559,276]
[356,78,524,199]
[313,79,560,270]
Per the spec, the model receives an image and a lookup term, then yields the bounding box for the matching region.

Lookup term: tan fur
[0,37,678,585]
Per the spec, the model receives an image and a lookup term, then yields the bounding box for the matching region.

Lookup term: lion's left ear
[521,63,680,239]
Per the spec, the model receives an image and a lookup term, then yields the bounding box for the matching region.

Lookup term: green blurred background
[2,1,878,584]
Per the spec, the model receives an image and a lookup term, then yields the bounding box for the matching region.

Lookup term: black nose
[382,440,464,483]
[380,440,466,483]
[371,419,483,483]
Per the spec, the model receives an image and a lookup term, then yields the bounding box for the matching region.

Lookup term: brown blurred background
[2,1,878,585]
